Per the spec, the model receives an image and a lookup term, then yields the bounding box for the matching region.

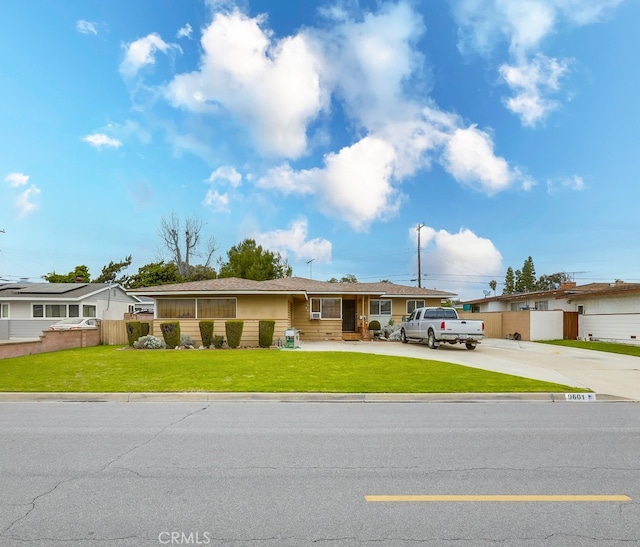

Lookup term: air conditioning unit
[310,312,321,320]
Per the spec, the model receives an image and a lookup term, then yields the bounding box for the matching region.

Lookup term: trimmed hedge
[213,335,224,349]
[160,321,181,348]
[258,320,276,348]
[140,322,150,337]
[199,321,214,348]
[125,321,142,346]
[225,320,244,349]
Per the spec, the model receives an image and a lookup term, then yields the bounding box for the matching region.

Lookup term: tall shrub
[125,321,142,346]
[140,322,150,337]
[160,321,181,348]
[258,320,275,348]
[199,321,214,347]
[225,320,244,349]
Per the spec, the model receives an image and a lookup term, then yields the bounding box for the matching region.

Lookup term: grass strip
[542,340,640,358]
[0,346,587,393]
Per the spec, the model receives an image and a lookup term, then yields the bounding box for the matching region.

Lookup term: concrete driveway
[298,338,640,401]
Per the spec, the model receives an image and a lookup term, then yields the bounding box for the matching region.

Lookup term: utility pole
[416,223,425,288]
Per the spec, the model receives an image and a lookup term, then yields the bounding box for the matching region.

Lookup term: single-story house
[0,282,140,340]
[461,281,640,344]
[128,276,456,345]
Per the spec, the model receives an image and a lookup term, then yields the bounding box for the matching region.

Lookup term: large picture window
[157,299,196,319]
[370,299,391,316]
[310,298,341,319]
[197,298,237,318]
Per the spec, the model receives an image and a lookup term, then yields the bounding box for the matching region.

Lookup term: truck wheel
[401,329,408,344]
[427,330,438,349]
[465,343,476,350]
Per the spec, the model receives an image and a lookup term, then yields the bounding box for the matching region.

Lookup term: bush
[140,322,150,337]
[225,320,244,349]
[258,320,276,348]
[160,321,181,348]
[368,320,381,331]
[180,334,195,348]
[133,335,166,349]
[213,335,224,349]
[199,321,214,347]
[125,321,142,346]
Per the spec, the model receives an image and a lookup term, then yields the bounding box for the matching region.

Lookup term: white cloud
[442,125,515,194]
[177,23,193,39]
[76,20,98,35]
[547,174,585,193]
[207,166,242,187]
[259,136,401,232]
[255,218,332,261]
[499,54,569,126]
[164,9,326,158]
[16,186,41,217]
[411,225,503,296]
[82,133,122,149]
[4,172,29,187]
[453,0,625,125]
[120,33,181,78]
[203,189,230,212]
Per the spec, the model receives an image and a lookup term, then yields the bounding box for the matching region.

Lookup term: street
[1,402,638,546]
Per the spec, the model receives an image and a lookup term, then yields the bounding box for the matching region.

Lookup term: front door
[342,300,356,332]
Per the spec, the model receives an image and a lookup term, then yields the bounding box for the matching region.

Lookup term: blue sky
[1,0,638,300]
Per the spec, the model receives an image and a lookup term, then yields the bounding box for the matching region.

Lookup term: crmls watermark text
[158,531,211,545]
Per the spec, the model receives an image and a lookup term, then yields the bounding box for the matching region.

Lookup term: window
[46,304,66,318]
[535,300,548,311]
[406,300,425,314]
[69,305,80,318]
[577,305,584,315]
[33,304,44,318]
[157,299,196,319]
[197,298,237,318]
[83,305,97,318]
[370,299,392,316]
[1,303,8,319]
[310,298,342,319]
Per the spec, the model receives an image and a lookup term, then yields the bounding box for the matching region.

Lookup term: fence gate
[563,312,579,340]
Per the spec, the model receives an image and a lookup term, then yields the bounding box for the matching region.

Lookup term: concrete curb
[0,392,634,403]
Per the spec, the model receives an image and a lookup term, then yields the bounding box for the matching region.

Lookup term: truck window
[437,309,457,319]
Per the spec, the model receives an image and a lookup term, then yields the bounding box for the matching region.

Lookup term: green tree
[489,279,497,294]
[43,265,91,283]
[218,239,292,280]
[125,261,182,289]
[92,255,132,284]
[339,274,358,283]
[185,264,217,282]
[503,267,515,294]
[327,277,339,283]
[536,272,571,291]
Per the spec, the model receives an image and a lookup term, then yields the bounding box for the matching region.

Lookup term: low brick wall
[0,328,101,359]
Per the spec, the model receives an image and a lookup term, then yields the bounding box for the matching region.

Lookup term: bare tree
[157,213,216,278]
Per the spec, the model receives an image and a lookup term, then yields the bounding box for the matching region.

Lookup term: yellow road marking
[365,495,631,502]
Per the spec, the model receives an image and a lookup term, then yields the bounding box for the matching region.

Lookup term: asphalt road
[1,402,638,546]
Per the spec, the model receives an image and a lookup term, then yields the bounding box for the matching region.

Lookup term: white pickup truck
[400,307,484,350]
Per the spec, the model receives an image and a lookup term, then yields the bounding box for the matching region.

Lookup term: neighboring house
[0,282,140,340]
[128,277,456,345]
[461,281,640,344]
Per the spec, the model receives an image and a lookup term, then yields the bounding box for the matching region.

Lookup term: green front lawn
[0,346,587,393]
[542,340,640,357]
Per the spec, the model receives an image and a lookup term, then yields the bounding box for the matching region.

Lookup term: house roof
[0,282,132,301]
[462,281,640,305]
[128,276,456,299]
